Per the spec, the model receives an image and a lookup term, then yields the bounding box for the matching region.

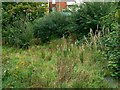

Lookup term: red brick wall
[49,2,67,12]
[56,2,67,11]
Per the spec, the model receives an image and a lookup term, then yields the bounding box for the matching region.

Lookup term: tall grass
[2,29,117,88]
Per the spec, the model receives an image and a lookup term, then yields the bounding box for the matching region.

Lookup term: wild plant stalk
[83,27,110,51]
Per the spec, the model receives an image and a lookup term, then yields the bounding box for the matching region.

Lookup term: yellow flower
[115,11,119,18]
[16,66,19,69]
[18,61,25,66]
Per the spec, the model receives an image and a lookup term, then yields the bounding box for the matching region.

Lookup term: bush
[33,12,70,43]
[101,6,120,79]
[2,2,47,48]
[2,19,34,49]
[103,28,120,79]
[2,2,47,30]
[72,2,117,38]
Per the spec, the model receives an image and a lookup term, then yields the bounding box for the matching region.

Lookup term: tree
[2,2,47,29]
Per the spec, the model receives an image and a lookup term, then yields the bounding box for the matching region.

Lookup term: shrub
[101,6,120,79]
[105,30,120,79]
[103,27,120,79]
[2,19,34,49]
[72,2,117,38]
[2,2,47,48]
[2,2,47,29]
[33,12,70,43]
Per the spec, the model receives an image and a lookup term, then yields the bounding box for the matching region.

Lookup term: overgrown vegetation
[2,20,34,48]
[2,2,47,28]
[2,2,120,88]
[72,2,117,38]
[34,12,70,43]
[101,4,120,79]
[2,2,47,48]
[2,36,117,88]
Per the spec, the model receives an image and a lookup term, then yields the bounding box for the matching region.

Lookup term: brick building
[49,1,67,12]
[48,0,80,12]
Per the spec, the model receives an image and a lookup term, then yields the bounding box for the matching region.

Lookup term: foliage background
[71,2,117,39]
[2,2,47,48]
[2,2,47,28]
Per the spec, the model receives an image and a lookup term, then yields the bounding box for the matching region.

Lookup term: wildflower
[71,44,73,47]
[16,66,19,69]
[20,61,25,65]
[15,53,20,58]
[4,70,6,73]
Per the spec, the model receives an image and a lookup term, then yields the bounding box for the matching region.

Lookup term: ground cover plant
[2,37,118,88]
[2,29,119,88]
